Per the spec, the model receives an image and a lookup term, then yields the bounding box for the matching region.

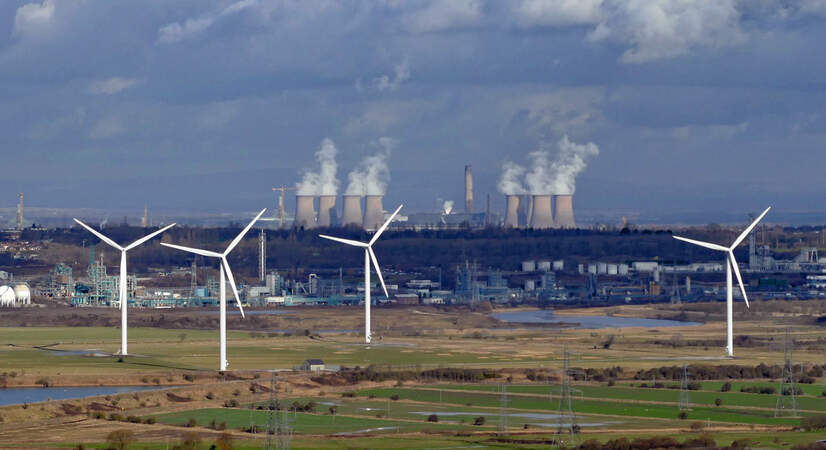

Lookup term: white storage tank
[607,264,619,275]
[0,286,15,307]
[597,262,608,274]
[553,260,564,271]
[522,260,536,272]
[13,284,30,305]
[537,260,551,272]
[524,280,536,291]
[619,264,630,275]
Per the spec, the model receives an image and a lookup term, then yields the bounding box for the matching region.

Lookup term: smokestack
[16,193,23,231]
[317,195,337,227]
[505,195,520,228]
[141,205,148,228]
[552,194,576,229]
[529,195,554,229]
[341,195,363,227]
[464,165,473,214]
[295,195,316,229]
[363,195,384,230]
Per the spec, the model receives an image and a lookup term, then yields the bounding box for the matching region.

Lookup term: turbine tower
[73,219,176,356]
[162,209,266,371]
[319,205,402,344]
[673,207,770,357]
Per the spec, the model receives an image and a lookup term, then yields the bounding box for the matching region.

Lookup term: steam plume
[525,135,599,195]
[345,137,395,196]
[442,200,454,215]
[297,138,339,195]
[497,161,527,195]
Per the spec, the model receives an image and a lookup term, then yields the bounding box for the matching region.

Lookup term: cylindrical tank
[13,284,30,305]
[597,262,608,274]
[294,195,316,229]
[607,264,619,275]
[529,195,554,229]
[553,260,564,271]
[522,260,536,272]
[537,260,551,272]
[341,195,363,227]
[505,195,520,228]
[553,194,576,228]
[363,195,384,230]
[524,280,535,291]
[317,195,337,227]
[0,285,15,307]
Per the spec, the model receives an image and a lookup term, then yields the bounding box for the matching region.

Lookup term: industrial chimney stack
[294,195,316,229]
[363,195,385,230]
[553,194,576,229]
[464,165,473,214]
[505,195,520,228]
[141,205,148,227]
[341,195,363,227]
[317,195,337,227]
[528,194,554,229]
[16,193,23,231]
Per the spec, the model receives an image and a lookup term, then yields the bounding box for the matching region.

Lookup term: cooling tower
[553,194,576,229]
[464,165,473,214]
[341,195,363,227]
[505,195,520,228]
[363,195,384,230]
[528,195,554,229]
[295,195,316,229]
[317,195,337,227]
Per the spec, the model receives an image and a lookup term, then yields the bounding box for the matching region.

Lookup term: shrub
[690,421,704,431]
[35,378,50,388]
[427,414,439,422]
[186,417,197,428]
[721,382,732,392]
[126,415,141,423]
[223,399,239,408]
[144,417,156,424]
[390,394,400,401]
[232,389,241,397]
[678,411,688,420]
[206,392,215,400]
[801,415,826,431]
[215,432,234,450]
[473,416,486,426]
[183,373,194,382]
[730,438,753,448]
[341,392,355,398]
[108,413,124,422]
[91,411,106,420]
[105,430,134,450]
[177,432,201,450]
[715,398,722,407]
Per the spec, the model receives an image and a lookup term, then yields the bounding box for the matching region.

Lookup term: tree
[105,430,134,450]
[427,414,439,422]
[473,416,486,426]
[215,432,234,450]
[715,398,722,407]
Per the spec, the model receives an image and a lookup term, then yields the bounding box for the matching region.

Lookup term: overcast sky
[2,0,825,222]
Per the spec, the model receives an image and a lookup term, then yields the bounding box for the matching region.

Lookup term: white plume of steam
[442,200,454,215]
[296,138,339,196]
[497,161,527,195]
[345,137,395,196]
[524,135,599,195]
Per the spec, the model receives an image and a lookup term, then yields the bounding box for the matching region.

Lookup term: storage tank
[294,195,316,229]
[537,260,551,272]
[505,195,520,228]
[553,194,576,228]
[0,286,15,307]
[553,260,564,271]
[13,284,30,305]
[522,260,536,272]
[341,195,363,227]
[363,195,385,230]
[528,195,554,229]
[317,195,337,227]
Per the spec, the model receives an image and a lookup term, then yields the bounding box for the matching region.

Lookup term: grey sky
[1,0,825,222]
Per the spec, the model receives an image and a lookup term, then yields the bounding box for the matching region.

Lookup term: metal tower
[259,228,267,282]
[679,364,691,411]
[775,328,798,417]
[189,259,197,299]
[556,346,577,447]
[498,383,508,436]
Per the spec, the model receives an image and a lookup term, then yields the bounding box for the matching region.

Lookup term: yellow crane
[272,185,296,228]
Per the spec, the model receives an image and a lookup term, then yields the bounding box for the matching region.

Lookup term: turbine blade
[124,223,176,251]
[369,204,403,246]
[160,243,222,258]
[731,206,771,250]
[729,252,749,308]
[73,219,123,250]
[225,208,267,255]
[222,258,244,318]
[673,235,728,252]
[319,234,367,248]
[368,247,389,298]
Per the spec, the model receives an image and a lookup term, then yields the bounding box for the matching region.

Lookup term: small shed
[300,359,325,371]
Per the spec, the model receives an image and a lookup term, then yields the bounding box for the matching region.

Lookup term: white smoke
[345,137,395,196]
[506,135,599,195]
[296,138,339,196]
[442,200,454,215]
[497,161,527,195]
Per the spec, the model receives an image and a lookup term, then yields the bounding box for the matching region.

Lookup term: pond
[0,385,173,407]
[492,310,700,329]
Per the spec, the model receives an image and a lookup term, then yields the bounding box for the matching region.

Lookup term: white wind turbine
[73,219,176,356]
[673,207,770,357]
[319,205,402,344]
[161,209,266,371]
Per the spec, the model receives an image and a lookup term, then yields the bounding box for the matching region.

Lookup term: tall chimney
[141,205,148,227]
[16,193,23,230]
[294,195,316,229]
[553,194,576,228]
[363,195,384,230]
[505,195,520,228]
[341,195,363,227]
[317,195,337,227]
[464,165,473,214]
[529,194,554,229]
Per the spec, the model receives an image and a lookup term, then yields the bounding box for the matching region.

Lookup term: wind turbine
[161,209,266,371]
[319,205,402,344]
[73,219,176,356]
[673,207,770,357]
